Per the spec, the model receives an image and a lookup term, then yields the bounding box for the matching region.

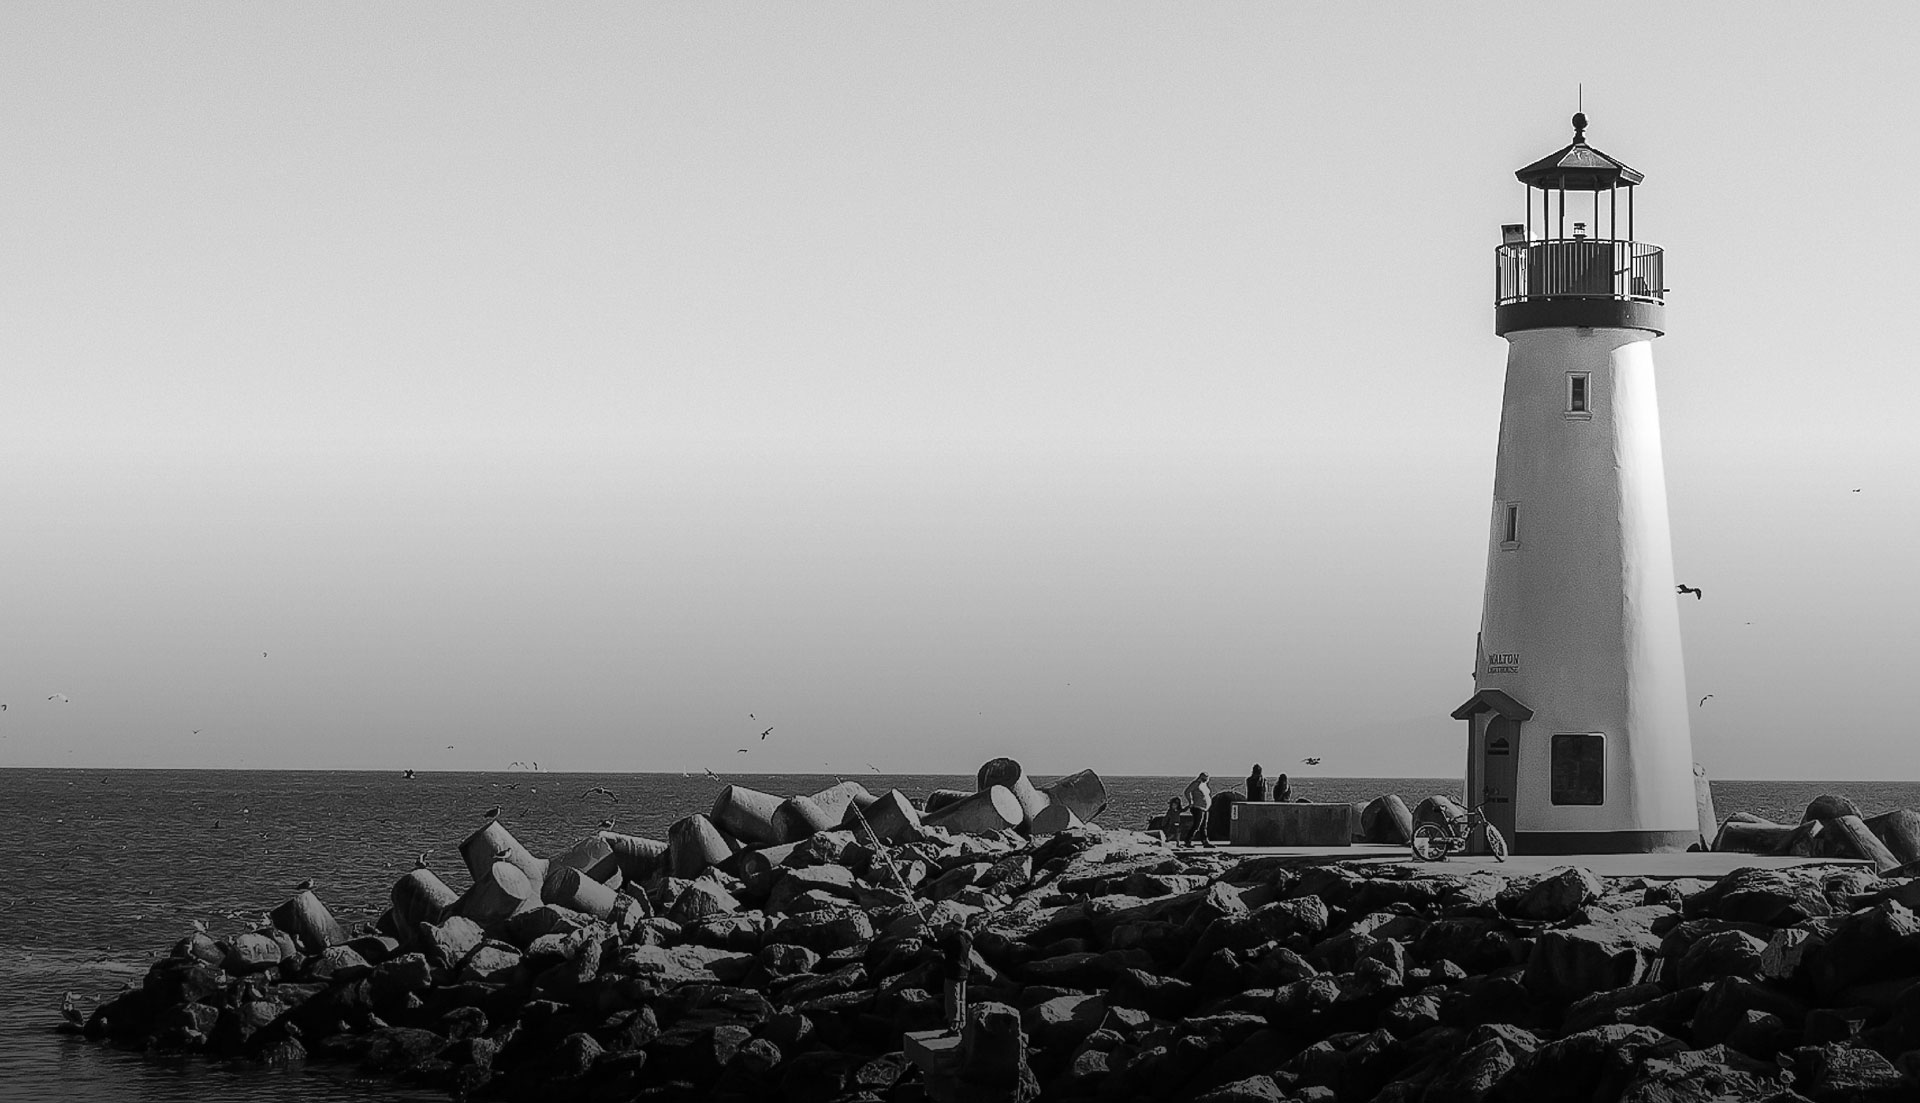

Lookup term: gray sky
[4,4,1916,778]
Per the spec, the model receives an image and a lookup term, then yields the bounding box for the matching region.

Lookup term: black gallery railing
[1495,239,1664,305]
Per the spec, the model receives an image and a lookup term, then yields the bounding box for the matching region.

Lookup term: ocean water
[0,768,1908,1101]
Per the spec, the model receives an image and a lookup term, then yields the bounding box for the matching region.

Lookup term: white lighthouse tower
[1450,113,1699,854]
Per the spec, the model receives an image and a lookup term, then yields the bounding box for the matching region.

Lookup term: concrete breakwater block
[923,785,1022,835]
[1824,814,1901,872]
[977,757,1049,828]
[857,789,924,844]
[1030,804,1083,835]
[711,785,785,847]
[270,890,346,954]
[924,789,970,814]
[460,820,548,887]
[547,834,620,883]
[1413,795,1467,834]
[390,869,459,935]
[1694,762,1717,848]
[1867,809,1920,867]
[1041,769,1107,823]
[600,833,667,883]
[541,865,618,919]
[1712,814,1796,854]
[809,780,875,826]
[1361,794,1414,844]
[772,795,835,843]
[452,860,539,931]
[667,813,737,879]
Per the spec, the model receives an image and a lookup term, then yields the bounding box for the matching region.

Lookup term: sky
[3,4,1917,779]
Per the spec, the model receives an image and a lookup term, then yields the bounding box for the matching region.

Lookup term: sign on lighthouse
[1450,114,1701,855]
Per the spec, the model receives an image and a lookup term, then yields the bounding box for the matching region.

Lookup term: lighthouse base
[1512,828,1700,855]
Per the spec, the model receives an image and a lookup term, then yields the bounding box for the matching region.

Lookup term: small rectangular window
[1568,373,1590,414]
[1551,733,1605,805]
[1502,503,1520,546]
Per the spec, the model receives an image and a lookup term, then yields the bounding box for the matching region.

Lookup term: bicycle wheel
[1410,823,1448,861]
[1483,822,1509,862]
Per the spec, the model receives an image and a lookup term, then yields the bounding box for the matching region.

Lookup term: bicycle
[1409,803,1508,861]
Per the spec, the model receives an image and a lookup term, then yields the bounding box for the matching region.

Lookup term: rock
[223,932,284,973]
[1624,1045,1796,1103]
[420,916,485,970]
[1691,976,1807,1047]
[668,878,743,924]
[959,1001,1040,1103]
[1488,1024,1684,1103]
[1809,899,1920,999]
[368,952,434,1002]
[1674,929,1768,988]
[1022,993,1107,1050]
[767,906,873,955]
[1685,868,1833,926]
[361,1026,446,1074]
[1194,1074,1291,1102]
[505,903,593,946]
[458,943,522,983]
[614,943,752,986]
[1523,919,1661,1003]
[1784,1042,1908,1102]
[1504,866,1604,922]
[766,865,857,913]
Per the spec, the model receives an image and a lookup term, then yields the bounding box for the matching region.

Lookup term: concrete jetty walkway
[1173,842,1870,879]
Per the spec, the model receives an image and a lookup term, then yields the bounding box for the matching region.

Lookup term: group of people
[1170,764,1295,846]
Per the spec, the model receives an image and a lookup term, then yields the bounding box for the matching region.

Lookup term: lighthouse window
[1501,503,1520,548]
[1550,733,1606,805]
[1568,373,1591,416]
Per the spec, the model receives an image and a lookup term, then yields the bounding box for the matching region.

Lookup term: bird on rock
[482,806,500,820]
[295,878,313,892]
[597,816,616,831]
[414,851,430,869]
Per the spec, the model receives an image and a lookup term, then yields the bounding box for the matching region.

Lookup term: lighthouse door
[1480,718,1519,849]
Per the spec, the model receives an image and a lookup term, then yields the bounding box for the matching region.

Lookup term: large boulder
[1504,866,1604,923]
[1524,920,1662,1004]
[1684,868,1833,926]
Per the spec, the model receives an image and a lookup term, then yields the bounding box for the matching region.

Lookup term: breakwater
[59,769,1920,1102]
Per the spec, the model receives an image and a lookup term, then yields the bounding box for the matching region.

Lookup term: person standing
[937,922,974,1035]
[1275,772,1293,802]
[1182,771,1214,847]
[1247,764,1267,803]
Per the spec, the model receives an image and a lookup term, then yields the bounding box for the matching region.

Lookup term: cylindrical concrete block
[711,785,786,847]
[923,785,1023,835]
[924,789,970,814]
[1826,814,1901,873]
[1803,794,1864,822]
[809,781,875,825]
[857,789,924,844]
[977,758,1049,828]
[542,865,619,919]
[454,860,539,931]
[667,813,736,879]
[390,869,460,935]
[548,834,620,882]
[773,795,835,843]
[270,890,346,954]
[600,833,667,883]
[1361,795,1414,844]
[1712,817,1795,854]
[1412,795,1468,835]
[1693,763,1717,849]
[1040,770,1108,823]
[1865,809,1920,867]
[1031,804,1083,835]
[461,820,548,887]
[1778,819,1824,856]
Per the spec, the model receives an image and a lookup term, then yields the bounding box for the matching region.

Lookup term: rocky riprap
[64,787,1920,1103]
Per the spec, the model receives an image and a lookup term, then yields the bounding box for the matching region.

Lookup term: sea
[3,768,1915,1102]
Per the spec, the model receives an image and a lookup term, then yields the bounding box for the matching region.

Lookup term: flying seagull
[402,768,416,779]
[1301,757,1322,766]
[1699,694,1714,707]
[737,748,749,754]
[760,727,773,740]
[48,694,69,703]
[702,768,722,782]
[582,785,615,798]
[1676,584,1702,599]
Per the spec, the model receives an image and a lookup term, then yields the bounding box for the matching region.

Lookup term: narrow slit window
[1568,373,1590,414]
[1503,503,1520,546]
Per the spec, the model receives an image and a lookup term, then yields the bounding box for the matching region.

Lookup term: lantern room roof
[1515,113,1644,191]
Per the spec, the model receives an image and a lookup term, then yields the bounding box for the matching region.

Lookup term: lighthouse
[1450,113,1700,855]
